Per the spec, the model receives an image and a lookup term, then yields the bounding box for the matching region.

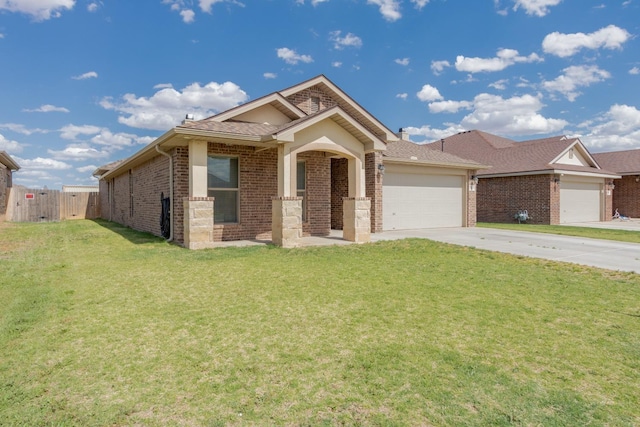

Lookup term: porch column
[343,197,371,243]
[189,140,208,197]
[183,196,215,249]
[272,196,302,248]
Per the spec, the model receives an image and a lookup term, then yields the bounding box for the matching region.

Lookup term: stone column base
[272,197,302,248]
[343,197,371,243]
[183,197,215,250]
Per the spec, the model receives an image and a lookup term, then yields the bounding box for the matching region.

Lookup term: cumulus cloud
[180,9,195,23]
[396,93,408,100]
[578,104,640,151]
[542,25,631,58]
[395,58,410,66]
[15,156,72,170]
[428,100,473,114]
[276,47,313,65]
[100,81,248,130]
[404,124,466,143]
[0,0,75,21]
[72,71,98,80]
[455,49,543,73]
[431,60,451,75]
[0,133,24,153]
[0,123,48,135]
[329,31,362,50]
[59,124,102,140]
[367,0,401,21]
[263,72,277,79]
[332,61,342,68]
[489,79,509,90]
[416,84,443,102]
[23,104,69,113]
[77,164,98,173]
[411,0,429,9]
[542,65,610,101]
[48,144,111,161]
[630,67,640,75]
[512,0,562,17]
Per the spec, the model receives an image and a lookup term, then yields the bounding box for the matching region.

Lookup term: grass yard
[1,220,639,426]
[477,222,640,244]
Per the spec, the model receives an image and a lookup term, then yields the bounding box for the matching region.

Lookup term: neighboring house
[593,149,640,218]
[0,151,20,220]
[62,185,99,193]
[423,130,620,224]
[94,75,482,248]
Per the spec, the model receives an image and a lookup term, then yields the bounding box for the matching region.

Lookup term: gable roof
[0,151,20,170]
[383,140,488,169]
[592,149,640,175]
[423,130,619,178]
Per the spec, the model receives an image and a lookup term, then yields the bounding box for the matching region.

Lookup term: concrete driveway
[371,227,640,274]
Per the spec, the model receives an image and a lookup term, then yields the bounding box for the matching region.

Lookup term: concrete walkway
[372,227,640,274]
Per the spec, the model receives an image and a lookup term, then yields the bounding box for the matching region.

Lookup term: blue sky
[0,0,638,189]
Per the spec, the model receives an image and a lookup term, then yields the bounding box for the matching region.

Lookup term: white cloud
[0,33,5,38]
[276,47,313,65]
[23,104,69,113]
[87,2,99,12]
[428,100,473,113]
[0,123,47,135]
[579,104,640,151]
[489,79,509,90]
[542,25,631,58]
[199,0,244,13]
[630,67,640,75]
[0,133,24,153]
[100,81,248,130]
[332,61,342,68]
[154,83,173,89]
[90,130,152,149]
[15,156,72,170]
[0,0,75,21]
[431,60,450,75]
[513,0,562,17]
[455,49,543,73]
[411,0,429,9]
[48,144,110,161]
[263,72,277,79]
[542,65,610,101]
[329,31,362,50]
[77,164,98,173]
[396,93,408,100]
[367,0,401,21]
[416,84,443,102]
[404,124,466,143]
[72,71,98,80]
[180,9,195,23]
[59,124,102,140]
[395,58,410,66]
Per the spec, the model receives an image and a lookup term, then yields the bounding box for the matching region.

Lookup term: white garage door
[383,171,463,230]
[560,181,601,223]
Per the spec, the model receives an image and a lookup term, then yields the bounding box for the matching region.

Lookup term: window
[310,96,320,114]
[208,156,239,223]
[297,161,306,222]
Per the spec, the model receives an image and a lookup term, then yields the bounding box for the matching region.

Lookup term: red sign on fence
[25,193,35,200]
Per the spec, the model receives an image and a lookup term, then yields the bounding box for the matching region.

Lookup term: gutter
[383,157,490,170]
[155,145,174,242]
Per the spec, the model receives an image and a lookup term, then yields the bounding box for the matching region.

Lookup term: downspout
[155,145,174,242]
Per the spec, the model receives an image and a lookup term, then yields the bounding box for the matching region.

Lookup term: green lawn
[1,220,639,426]
[478,222,640,244]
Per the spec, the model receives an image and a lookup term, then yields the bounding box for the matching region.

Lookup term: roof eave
[383,157,489,170]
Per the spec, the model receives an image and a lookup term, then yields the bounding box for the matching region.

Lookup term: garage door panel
[383,173,463,230]
[560,181,601,223]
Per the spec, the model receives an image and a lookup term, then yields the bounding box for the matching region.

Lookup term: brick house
[0,151,20,221]
[423,130,620,224]
[95,75,483,248]
[593,149,640,218]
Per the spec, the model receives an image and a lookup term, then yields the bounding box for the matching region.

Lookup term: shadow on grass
[90,219,169,246]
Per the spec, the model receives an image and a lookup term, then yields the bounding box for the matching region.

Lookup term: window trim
[207,155,240,224]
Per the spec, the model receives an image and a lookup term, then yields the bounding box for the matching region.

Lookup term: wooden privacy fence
[9,188,100,222]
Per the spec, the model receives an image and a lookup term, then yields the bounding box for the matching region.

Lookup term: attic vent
[310,96,320,114]
[569,149,574,159]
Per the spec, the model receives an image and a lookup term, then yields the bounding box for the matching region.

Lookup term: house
[94,75,483,248]
[593,149,640,218]
[0,151,20,221]
[423,130,620,224]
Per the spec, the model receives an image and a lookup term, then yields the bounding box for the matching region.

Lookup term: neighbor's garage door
[560,181,601,223]
[383,169,463,230]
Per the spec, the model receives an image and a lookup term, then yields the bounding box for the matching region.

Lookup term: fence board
[10,188,99,222]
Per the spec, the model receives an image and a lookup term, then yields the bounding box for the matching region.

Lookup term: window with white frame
[207,156,239,223]
[297,161,306,222]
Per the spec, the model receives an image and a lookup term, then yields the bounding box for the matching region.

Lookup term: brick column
[183,197,215,250]
[272,197,302,248]
[343,197,371,243]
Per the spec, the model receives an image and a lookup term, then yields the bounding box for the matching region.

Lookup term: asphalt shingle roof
[593,149,640,175]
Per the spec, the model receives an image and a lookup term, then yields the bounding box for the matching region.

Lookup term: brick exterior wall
[612,176,640,218]
[299,151,331,236]
[467,171,477,227]
[0,166,10,217]
[366,152,383,232]
[286,85,338,114]
[477,174,557,224]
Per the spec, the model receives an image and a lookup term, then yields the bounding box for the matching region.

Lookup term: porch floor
[213,229,353,248]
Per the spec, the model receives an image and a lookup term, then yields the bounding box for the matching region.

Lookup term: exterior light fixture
[471,175,479,184]
[377,163,385,176]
